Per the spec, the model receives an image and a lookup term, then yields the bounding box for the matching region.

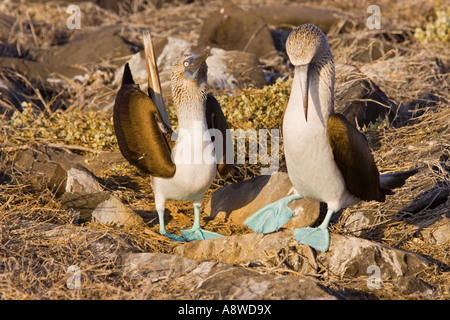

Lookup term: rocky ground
[0,0,449,300]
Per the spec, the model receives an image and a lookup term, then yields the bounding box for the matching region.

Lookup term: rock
[35,25,138,68]
[121,252,198,278]
[115,39,267,95]
[198,3,277,59]
[393,276,434,298]
[91,194,147,228]
[317,234,431,280]
[61,191,147,228]
[0,57,86,85]
[186,263,342,300]
[206,48,266,90]
[205,172,320,229]
[14,146,104,195]
[65,167,103,193]
[418,214,450,246]
[170,260,342,300]
[174,230,317,275]
[335,78,394,128]
[341,211,377,236]
[251,4,356,33]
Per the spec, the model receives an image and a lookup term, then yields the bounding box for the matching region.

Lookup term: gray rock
[393,276,435,298]
[198,3,276,59]
[317,234,431,279]
[174,230,317,275]
[205,172,320,229]
[335,78,394,128]
[250,4,356,33]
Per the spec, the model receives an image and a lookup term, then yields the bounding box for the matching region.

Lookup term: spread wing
[205,94,233,176]
[113,63,175,177]
[327,113,383,201]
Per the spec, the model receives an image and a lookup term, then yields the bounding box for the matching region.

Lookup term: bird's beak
[295,64,310,122]
[184,49,210,80]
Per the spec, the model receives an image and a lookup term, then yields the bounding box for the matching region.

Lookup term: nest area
[0,0,449,299]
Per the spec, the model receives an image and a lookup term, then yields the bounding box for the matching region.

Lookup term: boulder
[251,4,356,33]
[335,77,394,128]
[35,25,138,68]
[206,48,266,90]
[317,234,431,280]
[198,3,276,59]
[123,255,342,300]
[174,230,317,275]
[205,172,320,229]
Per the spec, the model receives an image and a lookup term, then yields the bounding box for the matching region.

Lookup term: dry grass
[0,0,449,300]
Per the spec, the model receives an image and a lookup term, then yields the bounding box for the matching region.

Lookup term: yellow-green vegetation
[7,102,117,151]
[414,5,450,43]
[216,78,291,130]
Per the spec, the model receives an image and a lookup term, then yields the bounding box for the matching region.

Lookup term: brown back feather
[205,94,233,176]
[327,113,383,201]
[113,65,175,177]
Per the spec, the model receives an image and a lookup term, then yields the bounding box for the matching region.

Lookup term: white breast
[152,118,216,205]
[283,74,358,211]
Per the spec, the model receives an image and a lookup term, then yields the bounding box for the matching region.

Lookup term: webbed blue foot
[293,209,334,252]
[181,227,224,241]
[245,194,303,234]
[181,205,224,241]
[157,210,185,242]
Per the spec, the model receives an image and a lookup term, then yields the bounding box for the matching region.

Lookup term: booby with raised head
[245,24,421,251]
[114,33,232,241]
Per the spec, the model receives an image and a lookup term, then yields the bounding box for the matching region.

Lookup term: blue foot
[293,209,334,252]
[293,227,330,251]
[181,205,224,241]
[157,210,185,242]
[245,194,302,234]
[181,227,224,241]
[161,230,185,242]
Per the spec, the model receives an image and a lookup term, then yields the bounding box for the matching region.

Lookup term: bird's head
[286,24,331,121]
[171,49,210,109]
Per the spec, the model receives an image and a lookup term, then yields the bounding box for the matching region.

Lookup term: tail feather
[380,166,424,196]
[121,63,134,86]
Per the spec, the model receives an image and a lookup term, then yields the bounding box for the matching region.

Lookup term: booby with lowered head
[114,33,232,241]
[245,24,421,251]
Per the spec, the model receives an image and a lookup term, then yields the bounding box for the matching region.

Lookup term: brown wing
[113,63,175,178]
[327,113,383,201]
[205,94,234,176]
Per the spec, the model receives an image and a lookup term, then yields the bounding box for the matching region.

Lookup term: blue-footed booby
[245,24,421,251]
[113,33,232,241]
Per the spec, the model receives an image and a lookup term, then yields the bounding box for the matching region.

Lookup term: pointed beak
[184,49,210,80]
[295,64,310,121]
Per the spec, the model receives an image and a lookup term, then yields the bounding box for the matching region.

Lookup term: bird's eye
[183,61,189,67]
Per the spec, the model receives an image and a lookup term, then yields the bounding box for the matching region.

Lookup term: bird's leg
[293,209,334,252]
[181,205,224,241]
[157,210,185,242]
[245,194,303,234]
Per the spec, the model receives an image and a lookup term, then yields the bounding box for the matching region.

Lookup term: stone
[91,194,147,228]
[171,260,342,300]
[206,48,266,90]
[251,4,356,33]
[174,230,317,275]
[205,172,320,229]
[121,252,198,277]
[198,3,276,59]
[341,211,377,236]
[393,276,434,298]
[35,25,138,68]
[418,214,450,246]
[317,234,431,280]
[335,78,394,128]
